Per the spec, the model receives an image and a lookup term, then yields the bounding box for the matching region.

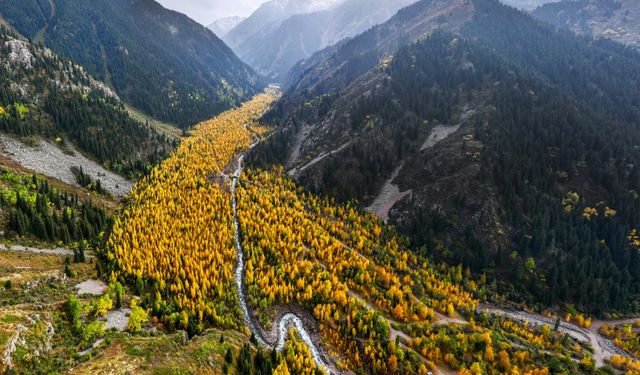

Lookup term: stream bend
[231,153,330,372]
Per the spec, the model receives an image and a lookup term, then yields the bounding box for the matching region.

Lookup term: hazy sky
[156,0,267,25]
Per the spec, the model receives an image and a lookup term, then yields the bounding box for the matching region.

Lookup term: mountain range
[207,16,246,38]
[224,0,417,82]
[250,0,640,314]
[500,0,555,10]
[2,0,640,373]
[224,0,340,48]
[532,0,640,48]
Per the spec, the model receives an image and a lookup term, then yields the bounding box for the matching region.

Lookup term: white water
[231,149,330,372]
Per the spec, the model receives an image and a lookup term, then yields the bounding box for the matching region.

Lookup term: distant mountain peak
[499,0,556,11]
[207,16,246,38]
[224,0,343,47]
[228,0,419,82]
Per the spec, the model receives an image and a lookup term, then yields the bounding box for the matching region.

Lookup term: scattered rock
[75,280,108,296]
[2,324,27,369]
[0,135,133,198]
[4,39,34,70]
[103,308,131,332]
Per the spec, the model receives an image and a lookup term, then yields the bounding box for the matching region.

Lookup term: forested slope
[250,0,640,315]
[0,28,171,178]
[0,0,262,128]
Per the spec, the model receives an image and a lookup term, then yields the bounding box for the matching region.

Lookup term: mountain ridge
[227,0,418,82]
[0,26,170,182]
[250,0,640,315]
[207,16,246,38]
[532,0,640,48]
[0,0,263,128]
[224,0,341,48]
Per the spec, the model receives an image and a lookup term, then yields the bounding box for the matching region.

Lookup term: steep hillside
[231,0,417,81]
[250,0,640,315]
[0,27,171,184]
[532,0,640,48]
[0,0,262,128]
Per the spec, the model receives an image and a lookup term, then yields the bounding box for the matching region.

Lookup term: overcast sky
[156,0,267,25]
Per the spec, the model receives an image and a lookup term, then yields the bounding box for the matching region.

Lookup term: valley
[1,0,640,373]
[105,91,640,374]
[0,88,639,373]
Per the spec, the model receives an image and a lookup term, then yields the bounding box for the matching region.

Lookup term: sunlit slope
[235,168,609,374]
[107,94,274,331]
[237,168,478,371]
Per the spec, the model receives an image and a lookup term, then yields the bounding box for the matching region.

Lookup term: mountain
[532,0,640,48]
[230,0,418,82]
[0,27,170,183]
[224,0,340,48]
[250,0,640,315]
[0,0,262,128]
[207,16,246,38]
[281,0,474,97]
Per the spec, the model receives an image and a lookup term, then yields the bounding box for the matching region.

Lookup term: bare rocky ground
[0,135,132,198]
[75,280,107,296]
[420,124,462,151]
[366,162,412,222]
[103,308,132,332]
[367,107,477,222]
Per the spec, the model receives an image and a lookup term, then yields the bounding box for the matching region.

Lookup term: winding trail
[288,140,352,177]
[479,305,636,367]
[231,142,333,373]
[0,244,74,257]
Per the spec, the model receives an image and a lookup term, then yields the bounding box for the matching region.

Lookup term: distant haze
[155,0,268,25]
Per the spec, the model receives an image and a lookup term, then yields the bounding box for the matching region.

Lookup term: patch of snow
[207,16,246,37]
